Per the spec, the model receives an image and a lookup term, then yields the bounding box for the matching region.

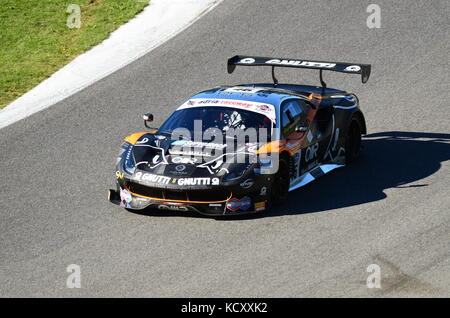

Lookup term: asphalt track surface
[1,0,449,297]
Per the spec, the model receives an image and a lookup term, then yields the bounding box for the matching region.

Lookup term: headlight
[121,142,136,174]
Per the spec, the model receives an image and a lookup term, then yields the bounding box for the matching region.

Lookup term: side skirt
[288,163,345,192]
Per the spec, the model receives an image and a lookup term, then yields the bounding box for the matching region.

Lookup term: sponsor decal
[174,177,220,186]
[202,100,251,108]
[169,148,211,157]
[223,86,264,94]
[197,99,220,104]
[133,144,167,169]
[226,198,240,211]
[293,150,301,179]
[168,167,189,176]
[136,137,149,144]
[171,140,188,146]
[151,155,162,166]
[171,156,197,164]
[257,104,270,111]
[182,141,227,150]
[260,186,267,196]
[197,157,229,175]
[175,165,186,172]
[240,179,254,189]
[115,171,124,179]
[172,140,226,151]
[255,201,265,212]
[120,188,132,204]
[240,196,251,211]
[226,197,252,211]
[305,143,319,162]
[265,59,336,69]
[157,204,189,212]
[344,65,361,72]
[239,57,255,64]
[134,172,171,184]
[208,203,222,207]
[177,98,276,122]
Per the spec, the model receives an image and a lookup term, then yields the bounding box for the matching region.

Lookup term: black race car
[109,55,371,216]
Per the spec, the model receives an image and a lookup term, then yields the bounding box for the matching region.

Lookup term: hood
[127,133,258,183]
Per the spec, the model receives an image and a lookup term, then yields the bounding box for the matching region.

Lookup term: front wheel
[271,158,290,206]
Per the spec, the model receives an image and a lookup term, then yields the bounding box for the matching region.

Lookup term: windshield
[158,106,273,141]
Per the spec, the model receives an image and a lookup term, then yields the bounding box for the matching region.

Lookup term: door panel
[280,99,317,183]
[312,106,335,163]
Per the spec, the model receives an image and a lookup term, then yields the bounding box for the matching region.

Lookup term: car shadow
[128,207,206,219]
[267,131,450,218]
[129,131,450,220]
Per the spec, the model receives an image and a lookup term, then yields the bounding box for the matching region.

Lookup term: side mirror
[295,124,308,133]
[143,113,154,129]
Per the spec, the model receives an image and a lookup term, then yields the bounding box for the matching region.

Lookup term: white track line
[0,0,222,130]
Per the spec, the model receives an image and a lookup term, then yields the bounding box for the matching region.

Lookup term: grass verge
[0,0,149,109]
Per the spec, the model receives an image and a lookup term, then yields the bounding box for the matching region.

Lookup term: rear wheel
[345,120,362,163]
[272,158,290,205]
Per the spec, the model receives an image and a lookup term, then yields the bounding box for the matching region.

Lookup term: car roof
[189,84,348,108]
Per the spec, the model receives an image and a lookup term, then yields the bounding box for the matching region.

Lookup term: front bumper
[108,183,269,216]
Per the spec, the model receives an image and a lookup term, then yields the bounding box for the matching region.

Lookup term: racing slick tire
[271,157,290,206]
[345,119,362,163]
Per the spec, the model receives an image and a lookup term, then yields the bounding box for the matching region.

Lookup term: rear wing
[227,55,371,87]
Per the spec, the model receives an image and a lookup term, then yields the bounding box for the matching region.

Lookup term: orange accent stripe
[256,140,284,154]
[124,132,147,145]
[308,93,323,100]
[256,140,299,155]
